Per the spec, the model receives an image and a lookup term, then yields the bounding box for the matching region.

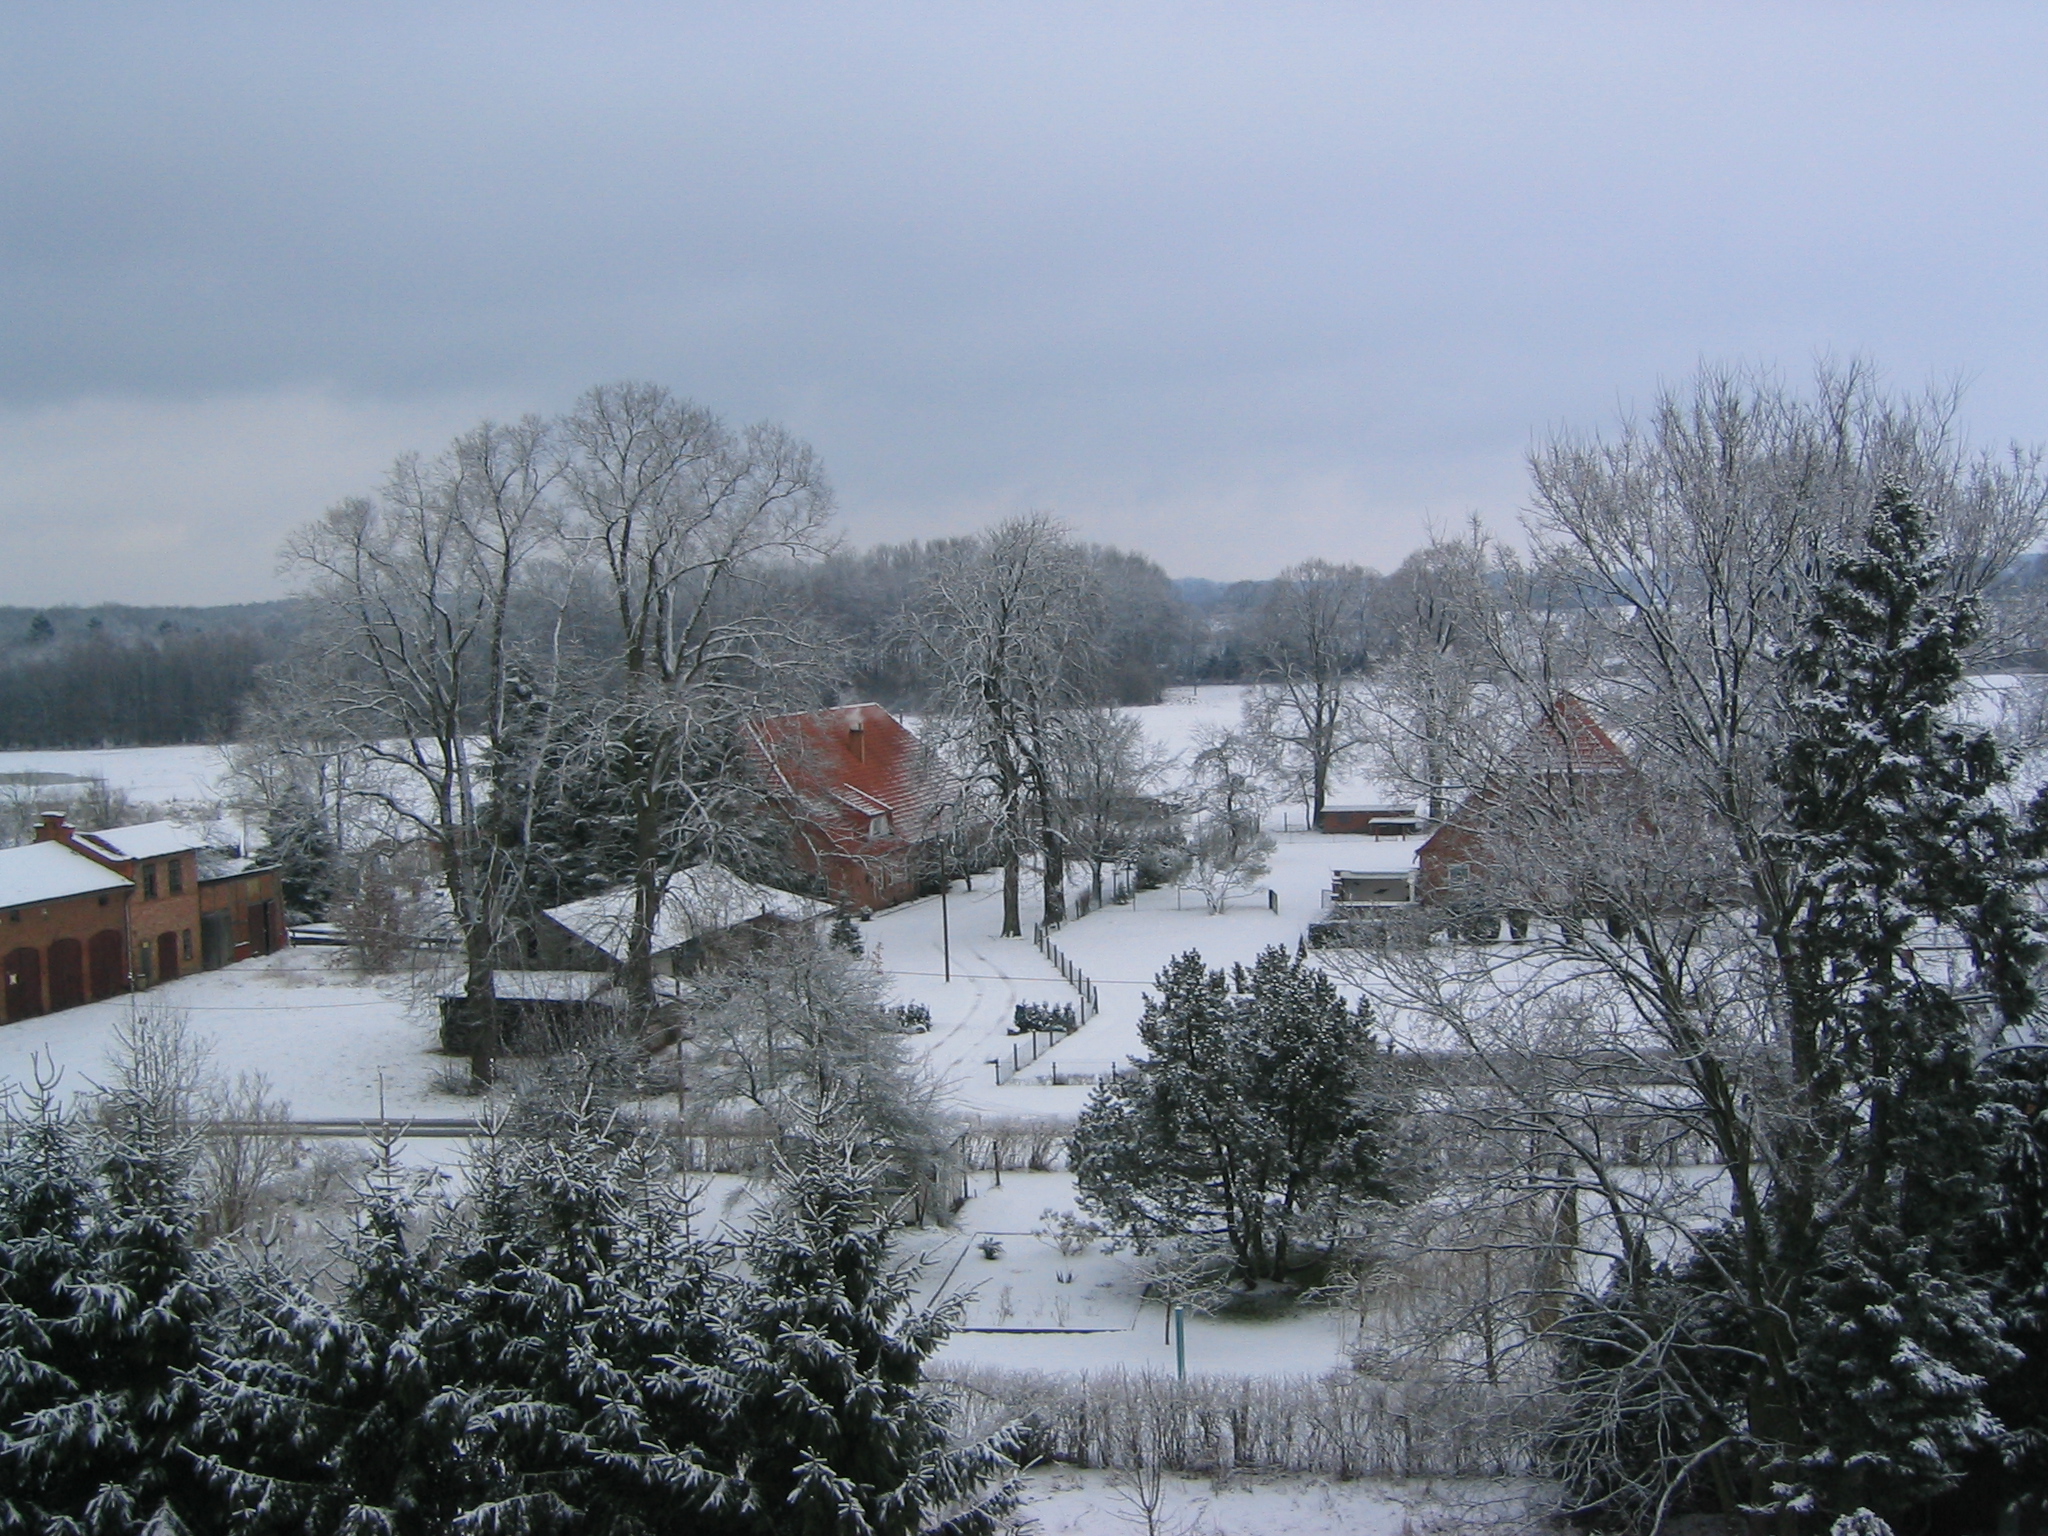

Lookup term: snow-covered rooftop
[0,841,134,909]
[77,820,208,861]
[542,864,834,962]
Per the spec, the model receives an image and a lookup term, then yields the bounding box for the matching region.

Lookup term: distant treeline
[0,563,1283,748]
[0,603,302,748]
[786,541,1252,706]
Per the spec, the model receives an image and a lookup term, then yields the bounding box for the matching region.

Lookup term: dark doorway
[156,930,179,983]
[201,911,233,970]
[89,930,125,999]
[248,902,275,957]
[4,947,43,1021]
[46,938,84,1011]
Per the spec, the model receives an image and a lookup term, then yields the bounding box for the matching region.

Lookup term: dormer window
[869,813,892,839]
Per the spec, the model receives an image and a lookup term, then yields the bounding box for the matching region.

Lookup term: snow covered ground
[0,948,450,1121]
[916,1171,1361,1378]
[0,742,238,810]
[872,827,1428,1116]
[1013,1466,1538,1535]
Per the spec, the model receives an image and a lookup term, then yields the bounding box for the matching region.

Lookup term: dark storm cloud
[5,3,2048,603]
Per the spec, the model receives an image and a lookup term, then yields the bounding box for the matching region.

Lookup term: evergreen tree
[1071,946,1401,1284]
[0,1073,217,1534]
[196,1132,490,1535]
[1559,485,2048,1529]
[0,1079,104,1534]
[1762,482,2038,1518]
[726,1120,1017,1536]
[828,912,864,956]
[262,783,336,919]
[484,677,638,917]
[1968,1045,2048,1526]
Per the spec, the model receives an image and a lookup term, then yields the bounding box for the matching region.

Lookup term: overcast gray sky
[5,2,2047,605]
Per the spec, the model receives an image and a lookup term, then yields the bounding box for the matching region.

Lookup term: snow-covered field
[0,948,448,1119]
[0,742,238,809]
[1013,1466,1537,1535]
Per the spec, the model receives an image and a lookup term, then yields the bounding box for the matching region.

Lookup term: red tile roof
[747,703,955,856]
[1513,693,1632,776]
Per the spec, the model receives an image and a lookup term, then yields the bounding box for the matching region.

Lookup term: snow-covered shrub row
[938,1364,1540,1481]
[954,1117,1068,1173]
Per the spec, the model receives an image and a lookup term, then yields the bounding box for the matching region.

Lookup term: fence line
[980,925,1106,1087]
[989,1028,1062,1085]
[1031,924,1101,1019]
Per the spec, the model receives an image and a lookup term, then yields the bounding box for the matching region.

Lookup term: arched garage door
[4,947,43,1022]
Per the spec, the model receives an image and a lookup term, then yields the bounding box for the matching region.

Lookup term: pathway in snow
[869,829,1431,1112]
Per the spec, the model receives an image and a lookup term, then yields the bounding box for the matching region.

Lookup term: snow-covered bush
[1071,947,1406,1287]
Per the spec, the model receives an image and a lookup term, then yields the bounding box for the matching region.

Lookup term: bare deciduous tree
[282,417,560,1079]
[1243,559,1379,822]
[911,515,1101,936]
[559,383,834,1010]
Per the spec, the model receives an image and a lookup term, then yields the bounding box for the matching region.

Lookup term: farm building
[1315,803,1425,837]
[436,969,626,1056]
[1,813,286,1025]
[747,703,965,910]
[533,862,834,976]
[1415,693,1640,924]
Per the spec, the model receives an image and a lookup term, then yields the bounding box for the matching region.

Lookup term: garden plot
[931,1224,1142,1332]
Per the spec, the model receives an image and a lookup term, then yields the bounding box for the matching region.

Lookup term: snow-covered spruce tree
[1553,484,2046,1531]
[1972,1043,2048,1527]
[726,1118,1018,1536]
[0,1061,218,1533]
[481,672,637,919]
[203,1112,747,1535]
[425,1105,745,1533]
[261,781,337,920]
[194,1130,494,1535]
[1071,947,1402,1286]
[1762,481,2039,1521]
[0,1076,106,1533]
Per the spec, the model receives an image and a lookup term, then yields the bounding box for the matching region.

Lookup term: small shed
[1308,861,1418,949]
[1329,867,1416,907]
[1316,803,1425,837]
[438,970,624,1055]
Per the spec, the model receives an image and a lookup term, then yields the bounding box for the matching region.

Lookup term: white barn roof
[78,821,208,861]
[0,841,133,909]
[542,864,833,963]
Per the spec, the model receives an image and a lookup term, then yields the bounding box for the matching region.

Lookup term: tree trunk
[1040,813,1066,928]
[1001,851,1021,939]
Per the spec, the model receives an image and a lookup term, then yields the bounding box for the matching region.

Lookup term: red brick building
[0,815,286,1026]
[746,704,963,911]
[1416,694,1638,915]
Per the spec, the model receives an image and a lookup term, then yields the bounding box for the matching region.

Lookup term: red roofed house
[1416,693,1640,921]
[747,703,962,911]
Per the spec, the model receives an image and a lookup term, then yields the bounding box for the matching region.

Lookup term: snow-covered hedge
[937,1364,1538,1479]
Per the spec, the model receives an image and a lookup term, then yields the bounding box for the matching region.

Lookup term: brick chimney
[849,716,866,762]
[33,812,73,846]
